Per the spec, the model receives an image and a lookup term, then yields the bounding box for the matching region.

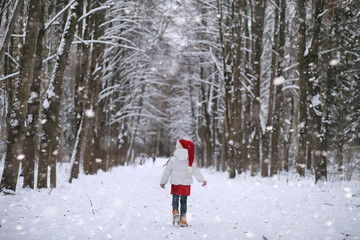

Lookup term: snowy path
[1,158,359,240]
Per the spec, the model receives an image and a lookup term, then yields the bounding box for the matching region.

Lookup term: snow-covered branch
[44,0,77,30]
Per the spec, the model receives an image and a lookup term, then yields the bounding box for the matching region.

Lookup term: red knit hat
[178,139,194,173]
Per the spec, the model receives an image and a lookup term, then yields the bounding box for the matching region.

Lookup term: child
[160,139,207,227]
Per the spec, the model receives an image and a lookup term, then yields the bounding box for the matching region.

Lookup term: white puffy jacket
[160,149,206,185]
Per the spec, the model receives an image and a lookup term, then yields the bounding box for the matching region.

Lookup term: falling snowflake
[16,154,25,160]
[195,16,202,24]
[266,126,273,131]
[329,59,339,66]
[325,221,333,227]
[16,225,23,231]
[85,109,95,118]
[274,76,285,86]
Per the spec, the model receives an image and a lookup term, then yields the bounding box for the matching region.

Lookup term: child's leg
[172,194,180,226]
[172,194,180,211]
[179,195,188,217]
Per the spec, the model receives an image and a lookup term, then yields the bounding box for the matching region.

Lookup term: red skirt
[171,184,191,196]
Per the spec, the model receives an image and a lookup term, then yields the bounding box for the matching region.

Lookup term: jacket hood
[173,149,188,161]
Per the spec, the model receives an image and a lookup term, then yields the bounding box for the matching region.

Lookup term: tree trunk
[198,87,212,168]
[0,0,41,192]
[271,0,286,176]
[278,0,287,172]
[85,0,107,174]
[0,0,24,61]
[0,0,7,28]
[232,0,244,174]
[217,0,234,177]
[2,7,16,169]
[250,0,265,176]
[94,5,108,172]
[23,1,45,189]
[212,69,220,171]
[307,0,326,183]
[268,0,280,177]
[293,81,300,164]
[224,41,234,178]
[70,0,90,180]
[69,113,85,183]
[241,9,252,172]
[38,0,80,188]
[296,0,308,177]
[221,122,228,172]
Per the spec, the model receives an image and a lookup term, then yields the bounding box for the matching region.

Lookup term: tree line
[0,0,359,192]
[173,0,359,182]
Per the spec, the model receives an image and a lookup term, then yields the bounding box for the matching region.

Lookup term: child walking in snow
[160,139,207,227]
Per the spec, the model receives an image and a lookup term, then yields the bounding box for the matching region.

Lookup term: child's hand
[202,181,207,187]
[160,184,165,188]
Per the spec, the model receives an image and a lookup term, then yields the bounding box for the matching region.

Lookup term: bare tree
[23,0,45,189]
[69,0,87,183]
[307,0,326,183]
[270,0,286,176]
[296,0,308,176]
[0,0,24,62]
[250,0,266,176]
[1,0,42,192]
[37,0,81,188]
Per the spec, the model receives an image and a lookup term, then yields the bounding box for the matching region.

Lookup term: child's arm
[192,161,206,185]
[160,158,173,186]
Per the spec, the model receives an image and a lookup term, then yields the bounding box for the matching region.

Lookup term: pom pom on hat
[177,139,195,172]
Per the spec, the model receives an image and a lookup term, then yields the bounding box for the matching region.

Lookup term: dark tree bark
[23,0,45,189]
[69,0,86,183]
[231,0,244,174]
[269,0,280,176]
[278,0,287,172]
[296,0,308,177]
[224,21,235,178]
[196,1,214,168]
[307,0,327,183]
[84,0,108,174]
[241,6,252,172]
[270,0,286,176]
[0,0,41,192]
[199,82,213,168]
[38,0,80,188]
[250,0,266,176]
[217,0,232,176]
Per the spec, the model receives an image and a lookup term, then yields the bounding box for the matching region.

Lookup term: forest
[0,0,359,193]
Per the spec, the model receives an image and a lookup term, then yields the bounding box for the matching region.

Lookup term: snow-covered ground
[1,157,359,240]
